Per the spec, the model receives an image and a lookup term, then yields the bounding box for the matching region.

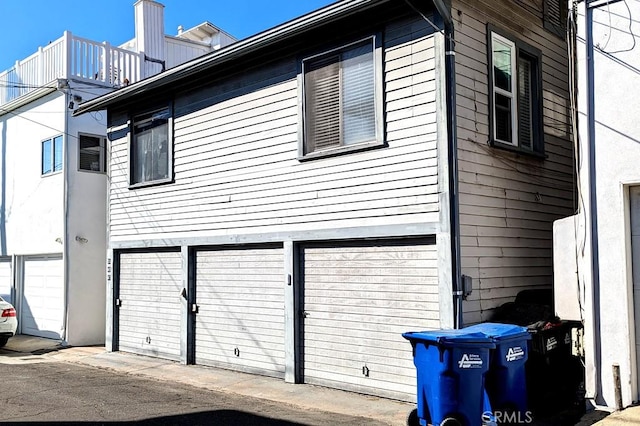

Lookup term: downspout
[433,0,463,328]
[585,0,602,404]
[62,85,70,344]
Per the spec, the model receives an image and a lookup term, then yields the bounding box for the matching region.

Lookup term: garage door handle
[301,310,310,318]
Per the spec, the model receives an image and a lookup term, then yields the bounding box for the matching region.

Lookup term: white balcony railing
[0,31,143,106]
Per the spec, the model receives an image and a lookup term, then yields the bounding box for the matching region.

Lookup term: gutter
[432,0,463,328]
[62,87,70,344]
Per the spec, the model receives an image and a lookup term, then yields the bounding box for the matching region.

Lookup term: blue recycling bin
[464,323,531,415]
[403,329,495,426]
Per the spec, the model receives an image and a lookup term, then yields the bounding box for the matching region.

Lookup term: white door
[118,251,182,361]
[0,259,12,304]
[301,240,440,402]
[195,247,285,378]
[21,256,64,339]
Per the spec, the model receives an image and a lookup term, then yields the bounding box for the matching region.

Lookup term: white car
[0,296,17,347]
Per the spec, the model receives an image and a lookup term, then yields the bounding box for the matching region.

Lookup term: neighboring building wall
[0,92,66,256]
[164,36,211,68]
[108,16,441,245]
[573,0,640,409]
[452,0,574,323]
[65,86,112,345]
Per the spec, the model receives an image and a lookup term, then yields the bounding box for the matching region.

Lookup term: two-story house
[76,0,573,402]
[0,0,234,346]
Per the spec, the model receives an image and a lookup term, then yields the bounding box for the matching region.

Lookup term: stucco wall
[574,0,640,409]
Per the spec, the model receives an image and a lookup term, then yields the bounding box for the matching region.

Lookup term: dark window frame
[298,34,385,160]
[487,25,545,158]
[128,104,174,189]
[78,133,107,173]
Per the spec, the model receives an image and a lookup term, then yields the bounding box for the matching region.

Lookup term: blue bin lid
[402,329,495,348]
[462,322,531,341]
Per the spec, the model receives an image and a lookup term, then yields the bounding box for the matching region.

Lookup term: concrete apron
[0,335,412,425]
[8,336,637,425]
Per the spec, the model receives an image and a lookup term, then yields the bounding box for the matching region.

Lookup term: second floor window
[489,29,543,155]
[301,36,383,158]
[130,107,171,186]
[42,135,63,175]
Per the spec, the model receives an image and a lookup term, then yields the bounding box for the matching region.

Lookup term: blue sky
[0,0,335,72]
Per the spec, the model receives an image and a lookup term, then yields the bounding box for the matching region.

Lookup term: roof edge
[74,0,392,116]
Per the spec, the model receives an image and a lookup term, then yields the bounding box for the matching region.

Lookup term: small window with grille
[488,26,544,156]
[300,36,383,159]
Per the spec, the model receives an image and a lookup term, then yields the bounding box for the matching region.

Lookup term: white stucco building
[0,0,234,345]
[555,0,640,411]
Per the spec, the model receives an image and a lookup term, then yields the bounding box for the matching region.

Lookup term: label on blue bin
[505,346,525,362]
[458,353,483,369]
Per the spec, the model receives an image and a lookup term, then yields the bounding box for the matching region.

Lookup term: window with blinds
[488,27,543,155]
[79,134,106,173]
[302,37,380,156]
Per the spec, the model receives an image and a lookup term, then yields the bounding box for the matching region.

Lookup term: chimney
[134,0,165,78]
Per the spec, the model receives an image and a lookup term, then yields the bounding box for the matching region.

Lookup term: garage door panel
[304,318,433,335]
[0,260,11,304]
[198,319,285,333]
[303,274,439,286]
[305,309,439,321]
[118,251,182,361]
[305,297,439,311]
[195,247,285,378]
[305,289,440,302]
[304,370,415,396]
[302,241,438,402]
[21,257,64,340]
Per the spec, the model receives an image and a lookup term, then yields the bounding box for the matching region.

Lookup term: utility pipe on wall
[432,0,463,328]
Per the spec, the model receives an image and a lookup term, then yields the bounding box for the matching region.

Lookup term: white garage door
[118,251,182,361]
[0,259,12,304]
[301,240,440,402]
[195,247,285,378]
[22,256,64,339]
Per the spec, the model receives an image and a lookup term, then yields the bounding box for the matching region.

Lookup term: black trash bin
[527,320,585,417]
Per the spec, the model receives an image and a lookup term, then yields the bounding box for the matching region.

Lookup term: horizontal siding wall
[453,0,574,323]
[108,15,441,241]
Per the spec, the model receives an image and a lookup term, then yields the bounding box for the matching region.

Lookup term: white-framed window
[130,106,172,187]
[79,134,107,173]
[300,35,383,158]
[42,135,63,175]
[488,27,543,155]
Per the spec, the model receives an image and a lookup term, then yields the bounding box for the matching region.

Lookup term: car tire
[0,337,8,347]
